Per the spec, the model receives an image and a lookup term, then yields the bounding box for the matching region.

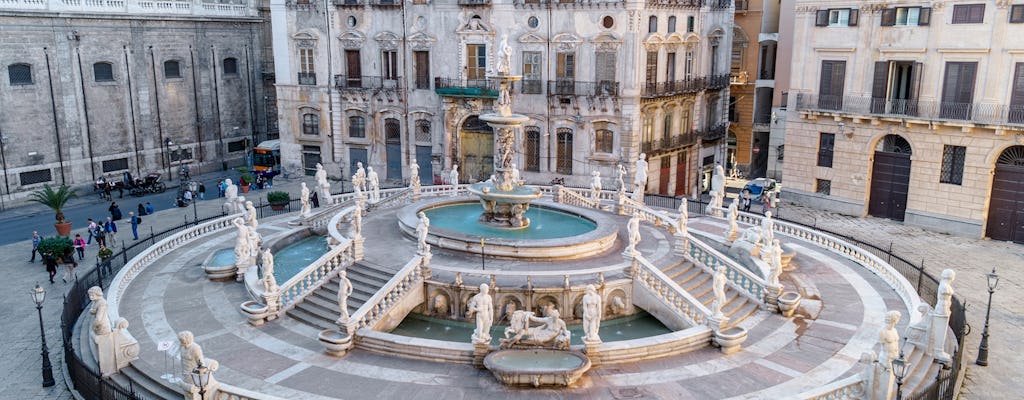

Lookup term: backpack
[136,217,142,224]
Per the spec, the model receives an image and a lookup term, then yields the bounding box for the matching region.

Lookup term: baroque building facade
[782,0,1024,242]
[271,0,734,196]
[0,0,269,199]
[728,0,780,179]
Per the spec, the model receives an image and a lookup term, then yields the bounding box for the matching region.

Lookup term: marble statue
[609,296,627,316]
[711,264,727,318]
[676,199,689,235]
[320,180,332,205]
[633,153,648,198]
[432,294,449,316]
[354,162,366,191]
[261,249,278,293]
[235,196,246,220]
[314,163,327,188]
[416,211,430,254]
[706,191,720,215]
[449,164,459,186]
[300,183,311,217]
[761,211,775,249]
[352,201,363,237]
[510,164,520,184]
[626,213,641,255]
[367,167,380,202]
[352,172,363,198]
[711,164,725,196]
[878,310,901,365]
[178,330,219,400]
[232,218,250,267]
[89,286,112,336]
[582,285,602,343]
[245,201,258,229]
[936,269,955,316]
[336,270,353,325]
[590,171,602,201]
[727,197,739,236]
[496,33,512,76]
[247,230,262,264]
[223,179,238,213]
[768,240,783,287]
[616,163,627,192]
[498,131,515,169]
[409,162,421,192]
[500,309,571,350]
[467,283,494,344]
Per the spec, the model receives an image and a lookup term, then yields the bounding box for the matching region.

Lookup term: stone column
[930,311,951,365]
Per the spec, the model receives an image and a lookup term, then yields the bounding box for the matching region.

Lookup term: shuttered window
[817,133,835,168]
[348,116,366,138]
[595,51,616,95]
[940,62,977,119]
[302,113,320,136]
[645,52,658,85]
[1010,4,1024,23]
[1009,63,1024,123]
[556,53,575,80]
[466,44,486,81]
[816,8,858,27]
[522,51,542,94]
[818,60,846,110]
[414,51,430,89]
[952,4,985,24]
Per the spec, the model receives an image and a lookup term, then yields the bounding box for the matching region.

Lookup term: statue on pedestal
[300,183,311,217]
[676,199,689,235]
[223,179,238,214]
[416,212,430,254]
[633,154,648,200]
[367,167,380,202]
[467,283,494,344]
[726,197,739,238]
[352,201,363,237]
[354,162,366,192]
[245,201,258,229]
[496,33,512,76]
[178,331,219,400]
[768,240,783,287]
[89,286,112,336]
[232,218,250,268]
[761,211,775,250]
[878,310,901,365]
[314,163,327,189]
[261,249,278,293]
[590,171,602,201]
[449,164,459,186]
[336,270,353,325]
[711,265,727,318]
[500,308,571,350]
[582,285,602,343]
[409,162,420,192]
[626,213,641,256]
[936,269,955,316]
[616,163,627,192]
[711,164,725,196]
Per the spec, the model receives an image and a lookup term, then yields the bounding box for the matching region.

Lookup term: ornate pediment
[457,16,495,37]
[519,32,547,44]
[375,31,400,51]
[337,30,365,50]
[592,32,621,51]
[551,33,582,52]
[408,31,436,51]
[292,31,319,48]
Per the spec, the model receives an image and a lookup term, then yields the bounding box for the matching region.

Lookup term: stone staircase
[286,261,395,331]
[900,343,948,396]
[660,261,761,325]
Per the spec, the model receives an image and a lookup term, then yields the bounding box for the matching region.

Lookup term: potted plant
[37,236,73,263]
[28,184,78,237]
[267,191,290,211]
[240,172,254,193]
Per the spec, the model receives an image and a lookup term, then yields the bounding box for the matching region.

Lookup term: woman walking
[73,234,87,260]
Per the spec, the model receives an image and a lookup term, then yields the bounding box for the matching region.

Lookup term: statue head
[941,269,955,282]
[246,200,254,208]
[316,163,323,169]
[479,283,489,294]
[764,211,772,219]
[548,308,560,319]
[592,171,599,177]
[302,182,307,190]
[586,284,597,296]
[225,179,233,186]
[178,330,194,347]
[368,167,374,174]
[339,269,347,279]
[639,153,646,161]
[885,310,901,328]
[357,161,363,168]
[88,286,103,301]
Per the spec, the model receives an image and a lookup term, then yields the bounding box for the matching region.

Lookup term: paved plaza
[0,175,1020,399]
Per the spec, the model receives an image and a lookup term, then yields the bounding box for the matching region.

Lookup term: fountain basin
[203,248,237,281]
[713,326,748,355]
[484,349,591,387]
[778,291,802,317]
[398,199,618,260]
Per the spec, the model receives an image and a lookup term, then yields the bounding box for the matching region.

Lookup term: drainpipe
[124,46,142,177]
[149,46,167,178]
[44,49,67,184]
[75,48,97,182]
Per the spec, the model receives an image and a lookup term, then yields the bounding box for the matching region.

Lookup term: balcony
[794,92,1024,127]
[645,0,731,9]
[735,0,748,11]
[547,80,619,97]
[641,77,706,98]
[730,71,750,85]
[369,0,401,7]
[334,75,403,92]
[706,74,730,90]
[514,0,626,8]
[331,0,362,5]
[434,77,498,98]
[696,123,727,141]
[297,72,316,86]
[285,0,317,9]
[520,79,543,95]
[641,131,700,155]
[459,0,490,5]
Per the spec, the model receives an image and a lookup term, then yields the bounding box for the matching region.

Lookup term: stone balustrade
[0,0,257,17]
[553,185,600,209]
[344,254,430,335]
[688,239,767,304]
[796,375,865,400]
[632,254,713,327]
[277,243,354,311]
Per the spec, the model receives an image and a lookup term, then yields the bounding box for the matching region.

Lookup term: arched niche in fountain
[533,295,560,317]
[605,288,631,317]
[497,295,525,324]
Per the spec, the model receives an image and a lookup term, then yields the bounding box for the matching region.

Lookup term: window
[385,118,400,145]
[728,96,738,122]
[1011,63,1024,123]
[817,133,835,168]
[815,179,831,195]
[1012,5,1024,23]
[556,128,573,174]
[102,158,129,173]
[298,48,315,85]
[684,51,693,79]
[667,16,677,33]
[731,48,743,73]
[522,51,542,94]
[595,128,613,153]
[686,16,694,32]
[602,16,614,29]
[466,44,486,81]
[348,116,366,138]
[940,62,977,119]
[227,140,246,153]
[818,60,846,110]
[8,63,32,85]
[414,51,430,89]
[710,43,719,75]
[345,50,361,87]
[163,60,181,79]
[223,58,238,76]
[382,50,398,80]
[940,145,966,185]
[665,52,676,82]
[679,108,691,134]
[642,114,655,143]
[815,8,859,27]
[525,127,540,172]
[648,16,657,33]
[881,7,931,26]
[556,52,575,80]
[302,113,320,136]
[20,169,52,185]
[595,52,616,95]
[93,62,114,82]
[415,119,431,143]
[302,145,322,176]
[645,51,657,86]
[952,4,985,24]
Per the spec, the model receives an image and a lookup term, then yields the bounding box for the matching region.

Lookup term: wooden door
[869,138,913,221]
[659,157,671,195]
[345,50,361,87]
[940,62,976,120]
[986,146,1024,243]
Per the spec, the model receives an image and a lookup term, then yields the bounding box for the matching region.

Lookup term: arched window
[679,108,692,134]
[348,116,365,138]
[668,16,677,33]
[223,57,238,76]
[302,113,320,136]
[385,118,401,144]
[648,16,658,33]
[595,124,614,154]
[525,126,541,172]
[556,128,573,174]
[164,60,181,79]
[93,62,114,82]
[8,63,32,85]
[415,119,431,143]
[663,113,673,141]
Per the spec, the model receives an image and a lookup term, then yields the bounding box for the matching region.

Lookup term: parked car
[742,178,778,197]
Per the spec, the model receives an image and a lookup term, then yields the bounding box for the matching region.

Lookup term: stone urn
[239,301,271,326]
[713,326,748,355]
[318,329,353,357]
[778,291,802,318]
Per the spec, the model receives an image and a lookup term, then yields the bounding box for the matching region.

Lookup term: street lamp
[0,133,9,210]
[190,360,211,400]
[891,349,909,400]
[976,267,1000,366]
[31,284,55,387]
[164,138,174,182]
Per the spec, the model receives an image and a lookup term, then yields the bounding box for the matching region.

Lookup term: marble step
[114,363,184,400]
[286,306,337,331]
[305,290,367,315]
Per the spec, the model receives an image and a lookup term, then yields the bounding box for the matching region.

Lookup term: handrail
[687,235,767,303]
[107,213,242,321]
[344,254,429,335]
[554,185,599,209]
[277,241,352,310]
[432,263,626,278]
[633,254,712,326]
[796,375,864,400]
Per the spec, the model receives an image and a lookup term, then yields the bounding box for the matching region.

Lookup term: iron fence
[795,92,1024,127]
[333,75,403,91]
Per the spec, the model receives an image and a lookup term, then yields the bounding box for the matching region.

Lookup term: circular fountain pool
[390,312,671,345]
[423,203,596,239]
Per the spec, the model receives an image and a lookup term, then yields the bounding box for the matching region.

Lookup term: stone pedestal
[352,235,365,261]
[616,192,628,216]
[931,312,951,365]
[318,330,353,357]
[764,285,782,312]
[473,342,491,368]
[94,319,140,378]
[712,326,747,355]
[778,291,802,318]
[707,315,729,332]
[672,234,689,257]
[240,301,271,326]
[584,339,602,366]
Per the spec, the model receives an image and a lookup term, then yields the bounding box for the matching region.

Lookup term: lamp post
[190,360,210,400]
[480,238,485,271]
[976,267,999,366]
[31,284,55,387]
[163,138,173,182]
[891,349,908,400]
[0,133,9,210]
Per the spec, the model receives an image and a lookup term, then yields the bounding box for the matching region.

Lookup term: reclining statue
[500,309,571,350]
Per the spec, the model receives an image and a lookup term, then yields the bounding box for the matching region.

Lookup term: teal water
[209,248,235,266]
[389,312,672,345]
[271,236,329,282]
[422,203,596,239]
[489,351,583,370]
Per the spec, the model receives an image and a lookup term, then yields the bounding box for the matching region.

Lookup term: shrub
[267,191,290,204]
[37,236,73,259]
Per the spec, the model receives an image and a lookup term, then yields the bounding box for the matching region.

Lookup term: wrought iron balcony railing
[459,0,490,5]
[333,75,403,91]
[297,72,316,86]
[794,92,1024,127]
[434,77,499,98]
[641,131,700,155]
[645,0,731,9]
[696,123,727,141]
[520,79,543,95]
[546,80,619,97]
[331,0,362,5]
[369,0,401,7]
[641,77,706,98]
[706,73,730,90]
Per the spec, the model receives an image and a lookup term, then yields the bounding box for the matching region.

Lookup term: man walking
[198,182,206,200]
[86,218,98,244]
[129,211,140,240]
[105,217,118,247]
[29,231,41,263]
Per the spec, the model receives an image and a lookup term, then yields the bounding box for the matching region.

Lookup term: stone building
[782,0,1024,242]
[0,0,269,198]
[271,0,734,196]
[728,0,780,179]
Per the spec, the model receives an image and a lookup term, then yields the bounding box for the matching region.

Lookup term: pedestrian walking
[93,222,106,247]
[741,190,752,213]
[198,182,206,200]
[105,217,118,247]
[760,193,771,215]
[44,255,57,284]
[97,244,113,274]
[61,246,77,283]
[73,234,87,260]
[311,191,320,208]
[109,202,123,221]
[218,179,227,198]
[145,202,155,215]
[30,231,41,262]
[130,211,140,240]
[86,218,98,244]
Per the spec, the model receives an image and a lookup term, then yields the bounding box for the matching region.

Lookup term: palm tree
[28,184,78,223]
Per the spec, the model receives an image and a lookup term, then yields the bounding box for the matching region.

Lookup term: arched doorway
[459,116,494,183]
[385,118,402,181]
[986,146,1024,243]
[868,135,913,221]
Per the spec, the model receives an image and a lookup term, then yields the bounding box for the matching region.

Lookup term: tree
[28,184,78,223]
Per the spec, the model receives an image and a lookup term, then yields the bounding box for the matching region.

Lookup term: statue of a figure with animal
[499,309,572,350]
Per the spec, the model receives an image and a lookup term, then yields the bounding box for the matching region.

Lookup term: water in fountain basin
[490,351,583,371]
[270,235,329,282]
[423,203,596,239]
[390,312,671,345]
[209,248,235,266]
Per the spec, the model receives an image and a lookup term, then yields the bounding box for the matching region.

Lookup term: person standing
[73,234,87,260]
[86,218,98,244]
[145,202,155,215]
[218,179,227,198]
[29,231,41,262]
[93,222,106,247]
[741,190,752,213]
[198,182,206,200]
[44,254,57,284]
[105,217,118,247]
[130,211,140,240]
[310,191,320,208]
[760,192,771,215]
[109,202,123,221]
[137,203,146,216]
